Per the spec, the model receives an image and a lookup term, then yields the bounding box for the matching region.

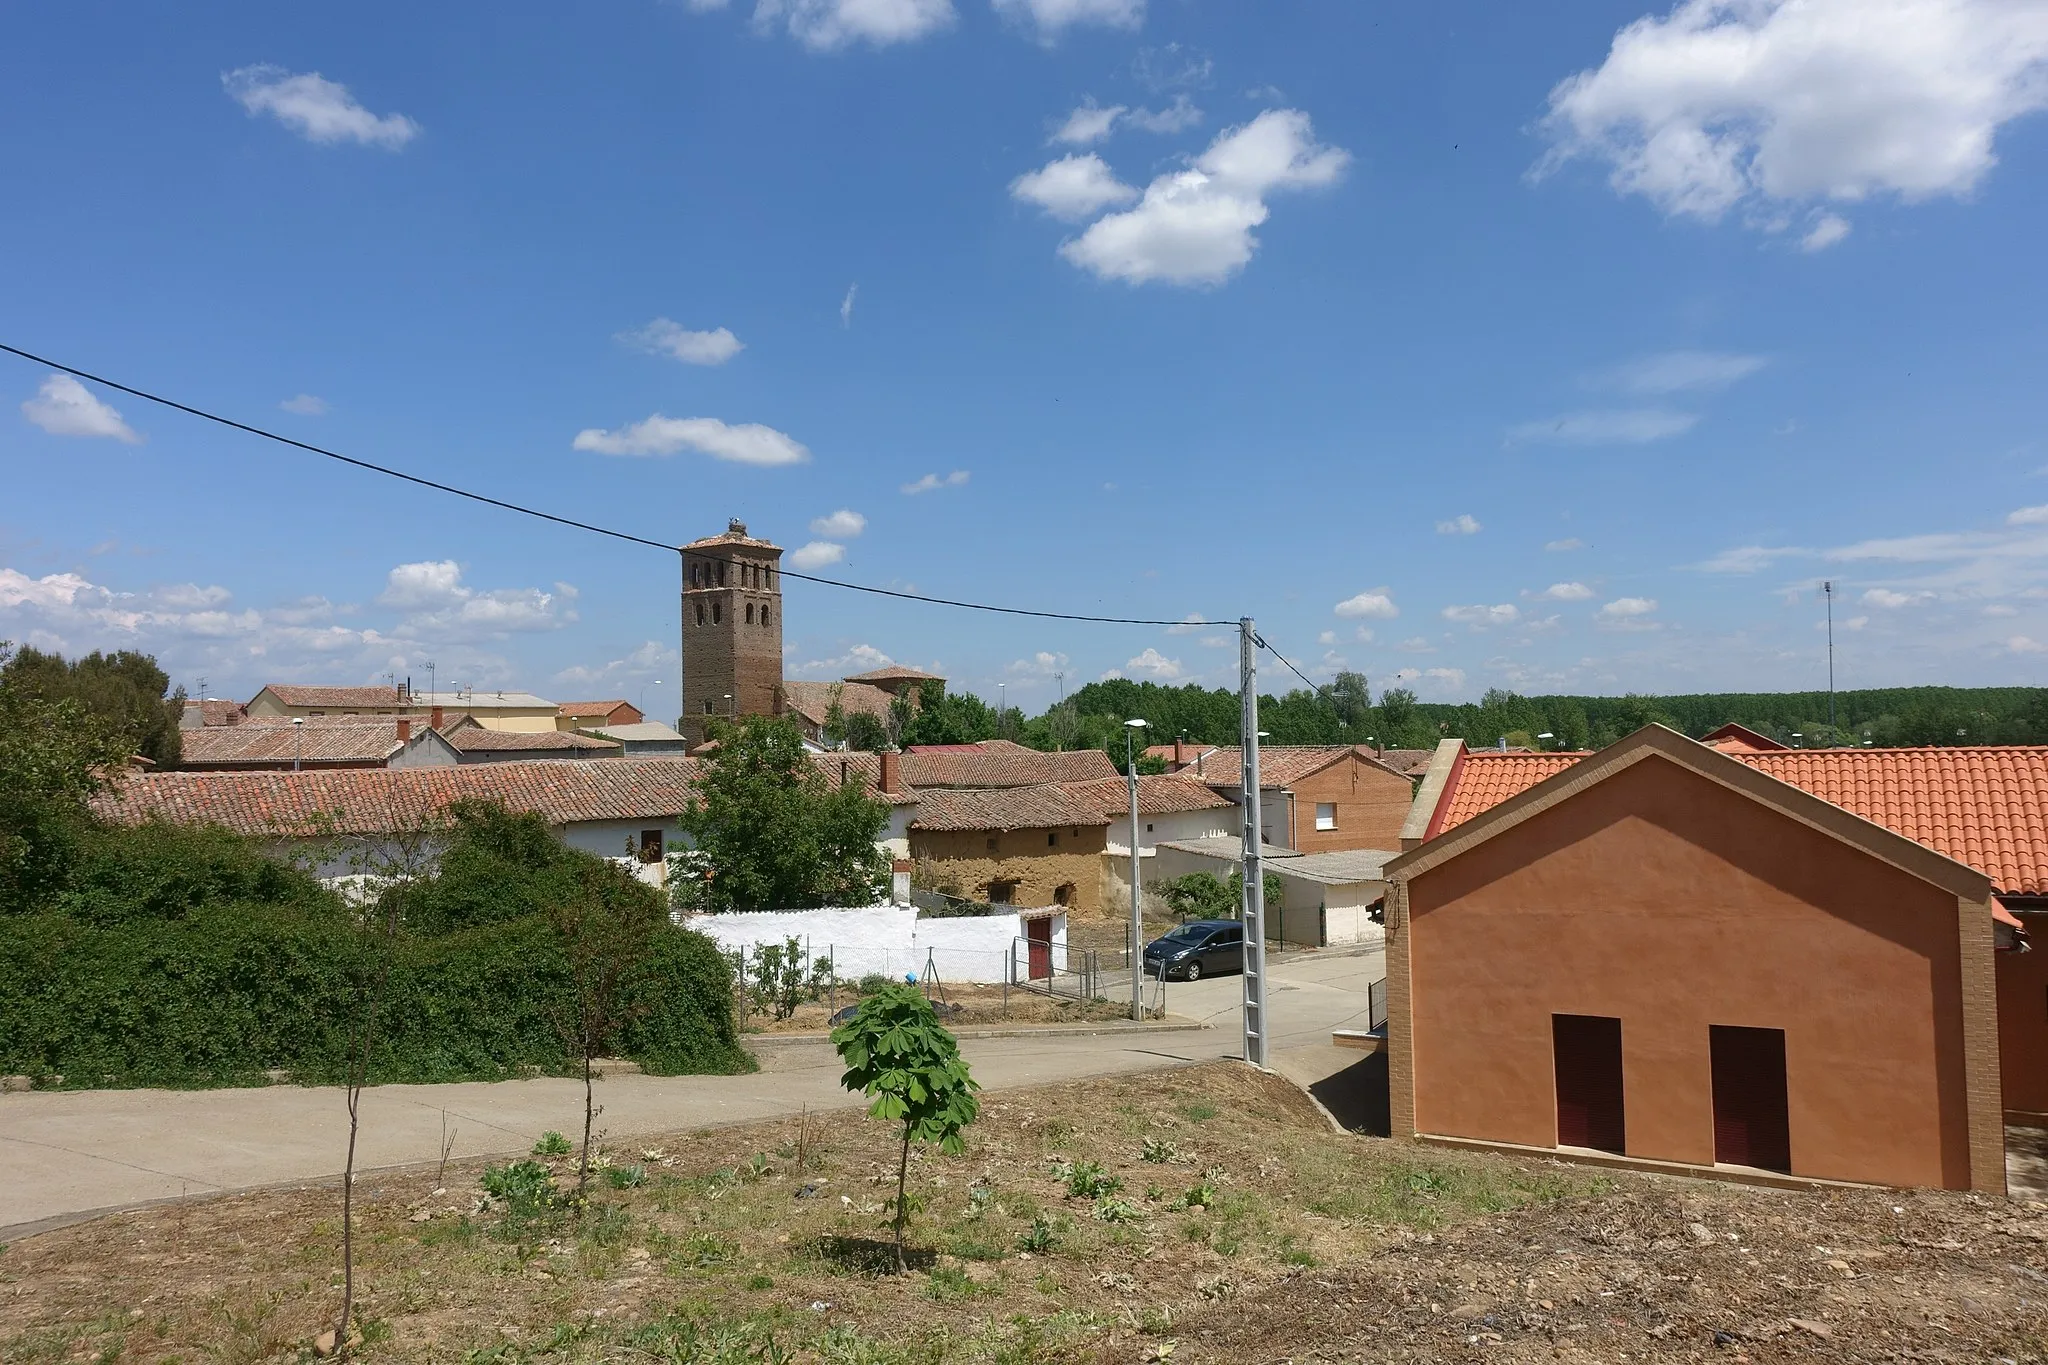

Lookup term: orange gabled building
[1383,728,2046,1192]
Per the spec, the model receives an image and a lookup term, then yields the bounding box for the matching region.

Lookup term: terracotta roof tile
[843,665,946,685]
[1432,744,2048,895]
[257,684,405,709]
[909,784,1112,832]
[556,700,638,720]
[177,716,409,768]
[778,680,895,728]
[900,742,1118,788]
[1056,775,1237,817]
[1180,745,1385,787]
[442,727,620,753]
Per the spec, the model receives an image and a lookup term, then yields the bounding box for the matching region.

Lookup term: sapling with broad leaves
[830,983,980,1272]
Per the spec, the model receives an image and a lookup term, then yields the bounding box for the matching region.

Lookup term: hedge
[0,908,751,1088]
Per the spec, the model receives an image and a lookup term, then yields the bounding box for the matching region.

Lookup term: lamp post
[638,680,662,717]
[291,716,304,773]
[998,682,1007,738]
[1124,717,1148,1021]
[1536,731,1555,750]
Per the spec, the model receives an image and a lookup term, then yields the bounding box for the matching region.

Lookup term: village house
[177,714,446,771]
[556,699,644,732]
[1172,743,1414,853]
[1380,726,2042,1193]
[907,784,1110,912]
[1148,834,1389,948]
[582,722,691,757]
[243,684,563,733]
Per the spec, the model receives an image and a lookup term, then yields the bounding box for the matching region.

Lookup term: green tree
[899,680,998,747]
[830,984,980,1272]
[0,644,183,768]
[1328,671,1373,733]
[679,716,890,911]
[0,643,136,915]
[842,710,889,752]
[1158,869,1285,921]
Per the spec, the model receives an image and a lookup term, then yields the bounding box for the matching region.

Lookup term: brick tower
[680,520,784,746]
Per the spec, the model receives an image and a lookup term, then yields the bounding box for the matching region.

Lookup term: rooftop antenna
[425,659,437,698]
[1823,580,1836,739]
[196,675,208,704]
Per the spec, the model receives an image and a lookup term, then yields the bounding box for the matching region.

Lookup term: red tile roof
[900,742,1118,788]
[1181,745,1394,787]
[95,751,913,836]
[844,665,946,685]
[442,727,620,753]
[255,685,406,709]
[557,700,640,721]
[184,699,250,727]
[778,680,896,728]
[1431,743,2048,895]
[909,784,1112,833]
[1056,775,1237,818]
[1700,722,1790,753]
[177,716,410,768]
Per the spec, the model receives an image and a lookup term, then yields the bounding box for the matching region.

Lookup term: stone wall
[908,824,1108,913]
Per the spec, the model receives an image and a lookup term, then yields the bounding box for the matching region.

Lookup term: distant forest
[993,677,2048,756]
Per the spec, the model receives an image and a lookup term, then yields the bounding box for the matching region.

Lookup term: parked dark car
[1143,918,1244,981]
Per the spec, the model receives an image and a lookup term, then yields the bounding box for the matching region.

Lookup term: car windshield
[1160,925,1213,943]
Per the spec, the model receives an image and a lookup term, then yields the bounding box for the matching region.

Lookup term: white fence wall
[682,906,1066,984]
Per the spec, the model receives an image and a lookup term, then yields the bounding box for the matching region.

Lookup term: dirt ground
[2,1063,2043,1364]
[741,983,1132,1033]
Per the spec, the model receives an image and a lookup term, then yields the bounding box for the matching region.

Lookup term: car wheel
[1182,960,1202,982]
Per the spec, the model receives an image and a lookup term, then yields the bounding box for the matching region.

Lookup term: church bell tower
[679,519,784,747]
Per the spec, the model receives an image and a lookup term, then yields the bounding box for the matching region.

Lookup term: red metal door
[1026,918,1052,980]
[1552,1014,1626,1153]
[1710,1025,1790,1172]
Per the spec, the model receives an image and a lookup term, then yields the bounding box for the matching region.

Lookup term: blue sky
[4,0,2048,718]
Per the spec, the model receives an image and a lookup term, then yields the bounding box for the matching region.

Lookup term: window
[712,603,722,625]
[1054,883,1075,906]
[639,829,664,862]
[695,602,705,626]
[986,837,998,853]
[717,561,726,587]
[1145,823,1154,833]
[1315,802,1337,831]
[988,880,1017,904]
[745,603,755,624]
[761,606,770,627]
[1047,832,1059,847]
[704,699,714,714]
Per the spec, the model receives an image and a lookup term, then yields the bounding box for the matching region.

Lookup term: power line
[0,342,1210,627]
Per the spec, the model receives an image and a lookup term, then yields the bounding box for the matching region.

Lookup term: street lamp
[291,716,305,773]
[998,682,1007,737]
[1123,718,1149,1021]
[638,679,662,716]
[1536,731,1555,750]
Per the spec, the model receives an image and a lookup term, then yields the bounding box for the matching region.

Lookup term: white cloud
[1601,350,1766,394]
[1436,513,1482,535]
[1862,587,1935,608]
[790,643,894,678]
[372,560,577,638]
[1006,650,1071,676]
[572,415,810,466]
[1397,637,1435,653]
[1545,537,1587,552]
[21,374,141,443]
[1598,596,1658,619]
[1800,212,1853,251]
[1353,626,1376,644]
[618,318,745,366]
[1317,630,1336,646]
[840,283,858,327]
[1985,603,2020,618]
[1506,409,1699,445]
[1537,0,2048,236]
[1124,647,1183,680]
[222,65,418,148]
[1694,543,1810,573]
[810,509,867,538]
[1011,154,1139,221]
[1056,108,1350,286]
[377,560,466,610]
[1419,666,1467,691]
[1443,603,1521,628]
[1198,635,1232,648]
[752,0,955,50]
[1164,613,1212,634]
[1133,42,1211,92]
[2010,635,2048,654]
[279,393,329,416]
[901,470,970,495]
[0,569,98,612]
[1528,581,1594,601]
[554,640,676,691]
[2008,504,2048,526]
[789,541,846,570]
[1052,101,1126,145]
[1126,95,1203,134]
[1334,589,1399,620]
[993,0,1143,39]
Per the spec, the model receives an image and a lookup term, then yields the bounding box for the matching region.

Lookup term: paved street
[0,946,1382,1238]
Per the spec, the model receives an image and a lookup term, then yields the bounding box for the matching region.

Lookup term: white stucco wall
[681,906,1061,983]
[1107,806,1237,859]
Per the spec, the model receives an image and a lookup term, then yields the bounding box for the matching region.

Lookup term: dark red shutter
[1552,1014,1626,1153]
[1710,1025,1790,1172]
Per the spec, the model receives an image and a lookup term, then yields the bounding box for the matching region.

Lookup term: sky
[4,0,2048,720]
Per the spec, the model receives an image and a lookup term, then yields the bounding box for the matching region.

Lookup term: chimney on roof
[396,716,411,743]
[1174,737,1187,767]
[880,749,901,794]
[430,705,445,730]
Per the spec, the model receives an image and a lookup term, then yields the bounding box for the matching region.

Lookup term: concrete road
[0,946,1382,1238]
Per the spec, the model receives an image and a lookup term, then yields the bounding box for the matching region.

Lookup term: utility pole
[1238,618,1268,1069]
[1124,718,1148,1021]
[1823,580,1836,738]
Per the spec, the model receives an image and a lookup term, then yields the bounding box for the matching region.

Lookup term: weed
[1166,1180,1216,1212]
[531,1131,573,1157]
[1038,1119,1076,1149]
[1093,1197,1144,1225]
[1058,1161,1122,1200]
[416,1215,482,1249]
[479,1160,565,1235]
[1177,1100,1218,1122]
[579,1202,634,1249]
[747,1274,775,1290]
[605,1163,648,1190]
[1017,1215,1061,1253]
[925,1264,979,1301]
[965,1180,997,1218]
[673,1233,740,1270]
[1139,1136,1182,1164]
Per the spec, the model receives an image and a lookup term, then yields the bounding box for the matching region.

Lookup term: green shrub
[533,1131,573,1157]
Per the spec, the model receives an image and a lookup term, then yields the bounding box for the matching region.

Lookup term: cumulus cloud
[1395,665,1467,692]
[376,560,577,637]
[1863,587,1935,608]
[1600,350,1767,394]
[1536,0,2048,241]
[21,374,141,443]
[279,393,329,416]
[1006,650,1071,676]
[1055,108,1350,286]
[1436,513,1482,535]
[2008,504,2048,526]
[572,415,809,466]
[2010,635,2048,654]
[222,65,418,148]
[1506,409,1699,445]
[1052,102,1126,144]
[1801,213,1853,251]
[1598,596,1658,619]
[789,541,846,570]
[1126,94,1203,134]
[901,470,969,495]
[618,319,745,366]
[553,640,675,691]
[790,643,894,678]
[1318,630,1337,645]
[1443,603,1521,628]
[752,0,955,50]
[1165,613,1211,635]
[1528,582,1594,601]
[1124,647,1183,680]
[1011,154,1139,221]
[1334,589,1399,620]
[809,509,867,538]
[994,0,1143,40]
[1693,544,1811,573]
[1545,537,1587,552]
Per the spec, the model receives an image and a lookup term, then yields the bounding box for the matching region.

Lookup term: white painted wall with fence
[682,906,1069,985]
